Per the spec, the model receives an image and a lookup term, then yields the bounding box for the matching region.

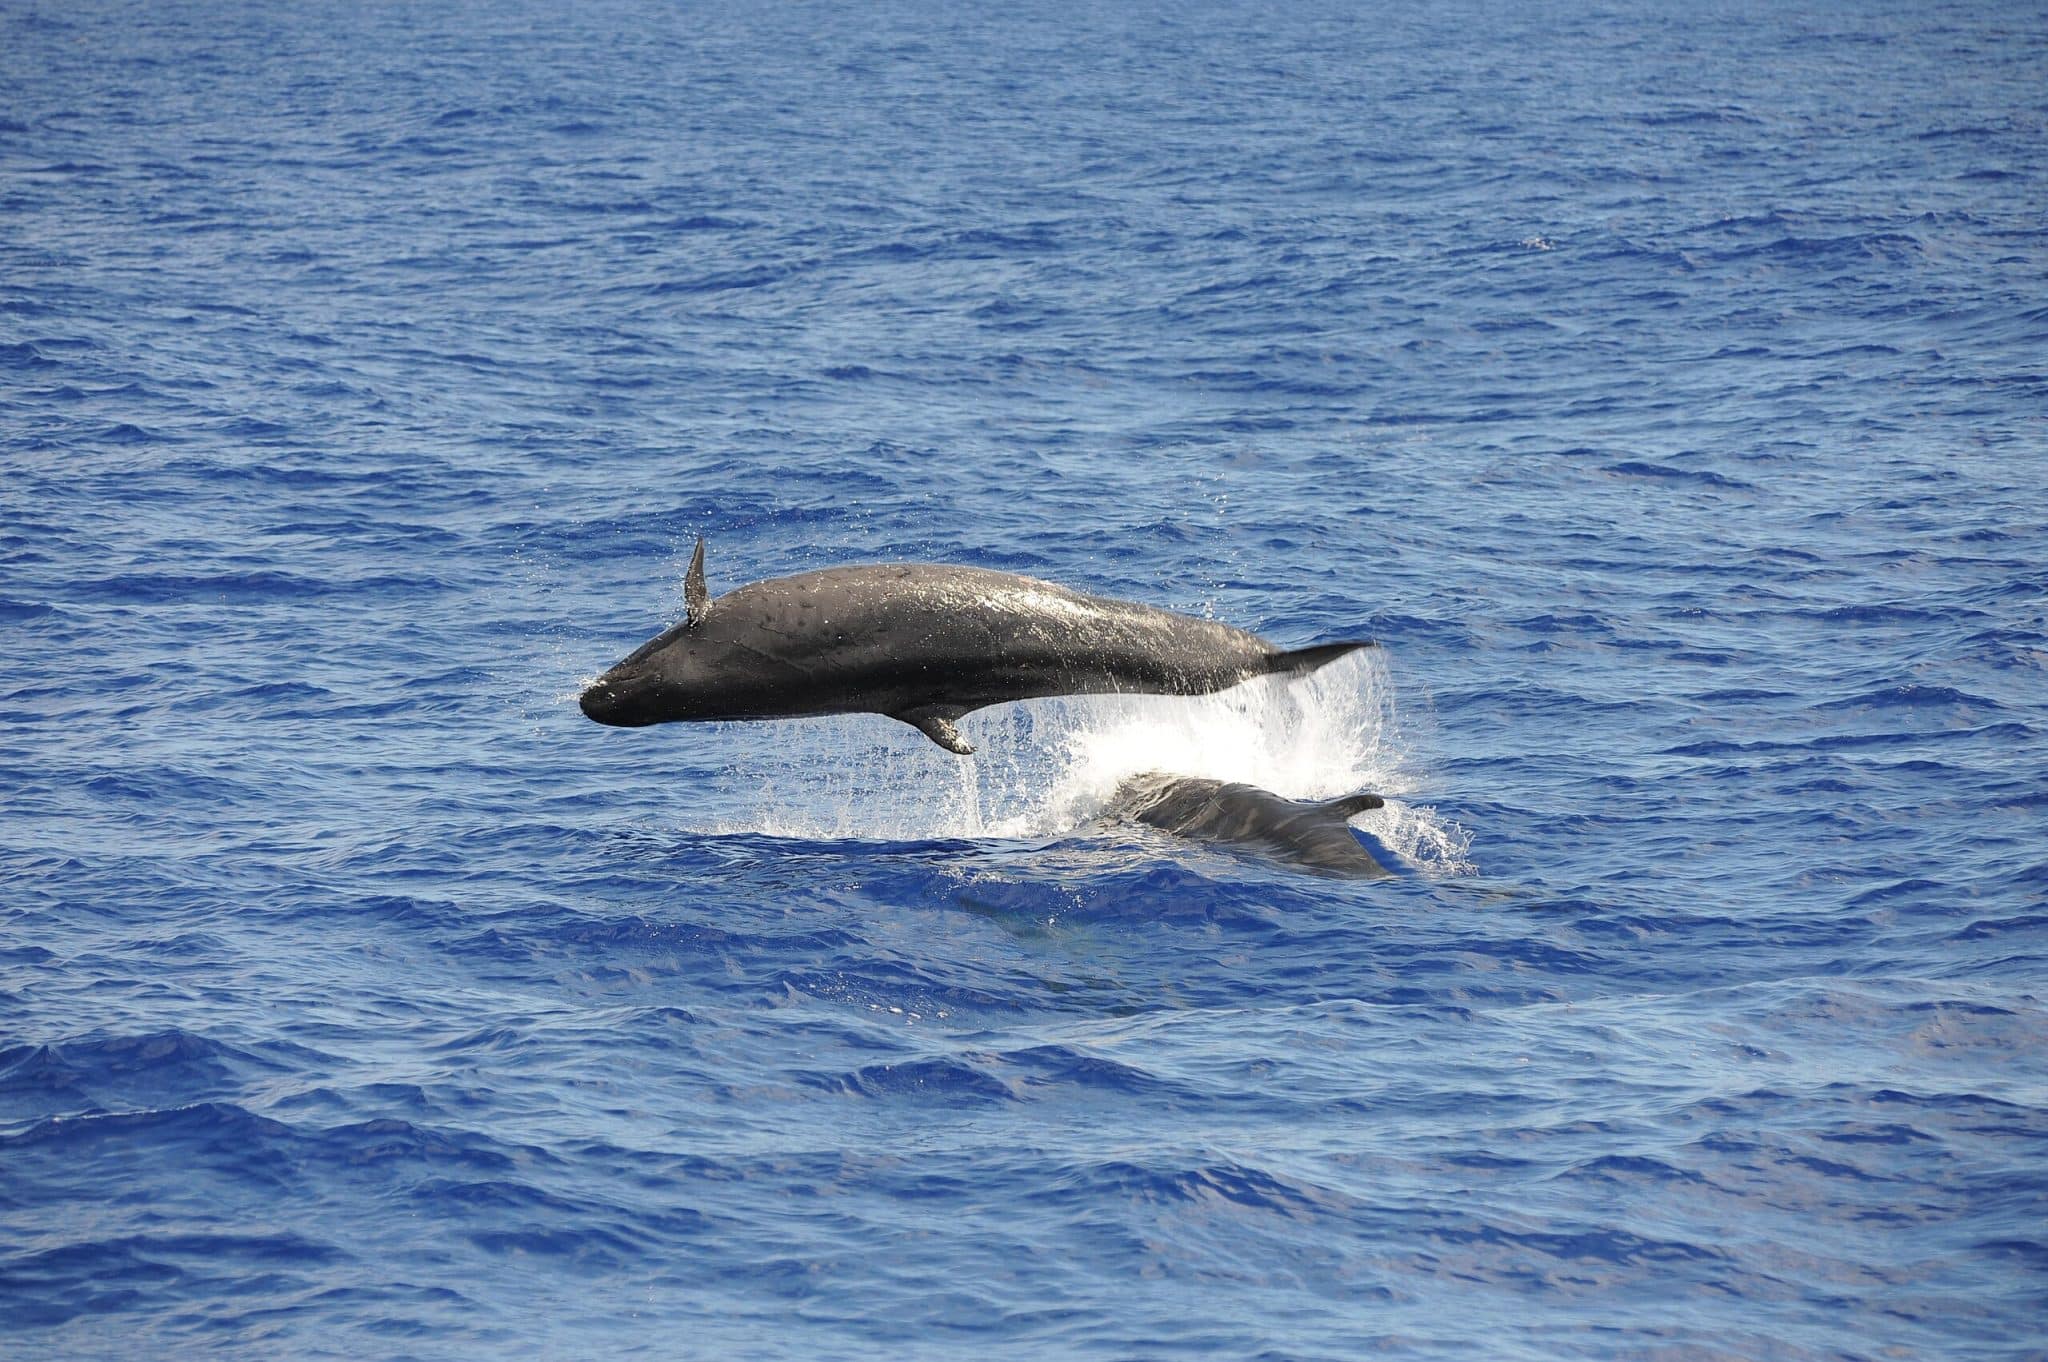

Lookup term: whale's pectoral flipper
[1320,792,1385,818]
[1266,641,1375,677]
[893,705,974,755]
[685,537,710,626]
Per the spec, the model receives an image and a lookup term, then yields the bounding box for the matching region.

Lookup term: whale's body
[1107,773,1390,878]
[579,542,1370,754]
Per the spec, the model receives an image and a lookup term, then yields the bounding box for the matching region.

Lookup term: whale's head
[580,536,739,728]
[578,620,714,727]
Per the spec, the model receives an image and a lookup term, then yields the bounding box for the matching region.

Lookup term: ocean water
[4,0,2045,1357]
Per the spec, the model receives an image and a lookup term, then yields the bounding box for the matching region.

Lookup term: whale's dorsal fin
[684,537,710,626]
[1320,792,1384,818]
[892,705,974,755]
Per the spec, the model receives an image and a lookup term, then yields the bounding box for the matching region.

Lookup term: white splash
[707,649,1472,874]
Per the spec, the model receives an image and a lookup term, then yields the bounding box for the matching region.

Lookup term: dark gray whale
[579,540,1371,754]
[1106,772,1390,879]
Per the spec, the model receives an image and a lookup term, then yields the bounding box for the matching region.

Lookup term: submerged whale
[1106,773,1390,879]
[580,540,1371,754]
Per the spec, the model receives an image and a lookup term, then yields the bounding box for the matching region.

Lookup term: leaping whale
[579,539,1372,754]
[1106,773,1390,879]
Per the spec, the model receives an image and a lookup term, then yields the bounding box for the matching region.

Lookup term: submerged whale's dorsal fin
[1320,792,1385,818]
[893,705,974,755]
[684,537,710,626]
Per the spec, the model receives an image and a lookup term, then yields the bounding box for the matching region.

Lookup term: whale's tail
[1265,640,1375,677]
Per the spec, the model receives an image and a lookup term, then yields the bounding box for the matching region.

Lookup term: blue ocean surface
[4,0,2045,1357]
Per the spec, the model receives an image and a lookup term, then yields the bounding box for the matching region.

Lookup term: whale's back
[1108,773,1390,879]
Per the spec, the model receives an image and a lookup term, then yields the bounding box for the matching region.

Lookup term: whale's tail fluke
[1266,641,1375,678]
